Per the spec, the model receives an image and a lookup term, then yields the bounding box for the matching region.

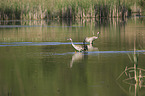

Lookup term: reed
[139,0,145,15]
[0,0,141,20]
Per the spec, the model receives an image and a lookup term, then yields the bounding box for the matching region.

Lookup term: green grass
[0,0,143,20]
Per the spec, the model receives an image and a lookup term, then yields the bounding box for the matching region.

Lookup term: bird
[67,38,88,52]
[82,38,99,51]
[87,43,99,51]
[84,32,100,44]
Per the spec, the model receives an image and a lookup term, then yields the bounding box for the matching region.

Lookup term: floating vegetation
[0,0,143,20]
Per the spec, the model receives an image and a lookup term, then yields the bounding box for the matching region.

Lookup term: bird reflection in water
[69,45,99,68]
[70,52,88,68]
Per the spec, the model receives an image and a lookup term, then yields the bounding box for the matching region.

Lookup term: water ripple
[0,42,84,46]
[45,50,145,56]
[0,25,83,28]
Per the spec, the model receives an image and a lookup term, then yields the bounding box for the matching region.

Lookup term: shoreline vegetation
[0,0,144,20]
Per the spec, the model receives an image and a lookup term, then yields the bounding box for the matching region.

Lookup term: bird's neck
[70,39,73,43]
[97,34,99,38]
[70,39,74,45]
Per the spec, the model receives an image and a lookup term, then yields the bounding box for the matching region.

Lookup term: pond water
[0,18,145,96]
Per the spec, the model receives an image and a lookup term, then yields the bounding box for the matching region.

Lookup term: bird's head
[97,32,100,34]
[67,38,72,41]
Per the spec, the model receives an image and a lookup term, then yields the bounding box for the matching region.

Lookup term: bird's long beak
[67,39,69,40]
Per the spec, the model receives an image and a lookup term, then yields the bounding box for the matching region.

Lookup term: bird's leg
[91,42,94,46]
[83,39,88,51]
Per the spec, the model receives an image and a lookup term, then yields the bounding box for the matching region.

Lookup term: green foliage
[0,0,139,20]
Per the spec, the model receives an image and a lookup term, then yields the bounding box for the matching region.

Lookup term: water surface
[0,18,145,96]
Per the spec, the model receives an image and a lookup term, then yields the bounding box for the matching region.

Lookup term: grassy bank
[0,0,143,20]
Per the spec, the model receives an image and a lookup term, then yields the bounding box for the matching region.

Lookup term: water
[0,18,145,96]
